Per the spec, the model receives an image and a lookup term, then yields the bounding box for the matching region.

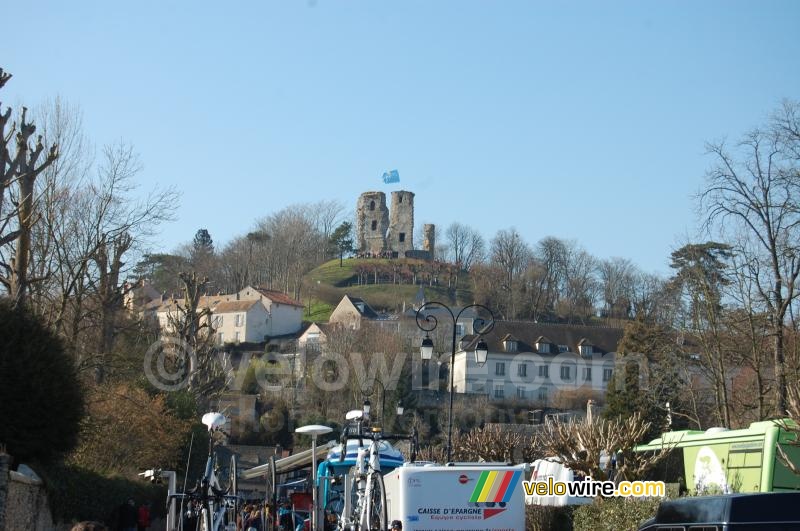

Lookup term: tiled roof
[462,320,623,355]
[253,287,304,307]
[214,300,259,313]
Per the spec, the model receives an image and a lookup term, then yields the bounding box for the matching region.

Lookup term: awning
[241,440,336,480]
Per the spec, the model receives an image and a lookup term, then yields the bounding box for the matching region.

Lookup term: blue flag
[382,169,400,184]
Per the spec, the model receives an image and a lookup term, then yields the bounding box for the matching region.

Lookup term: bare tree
[490,228,532,319]
[598,257,636,320]
[700,101,800,413]
[445,222,485,272]
[0,69,59,305]
[536,412,673,483]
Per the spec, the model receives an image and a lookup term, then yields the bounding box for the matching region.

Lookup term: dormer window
[355,302,365,313]
[535,336,551,354]
[503,339,517,352]
[579,344,593,357]
[558,345,570,353]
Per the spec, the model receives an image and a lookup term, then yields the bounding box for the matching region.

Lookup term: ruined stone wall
[4,472,54,531]
[422,224,436,259]
[387,191,415,254]
[356,192,389,253]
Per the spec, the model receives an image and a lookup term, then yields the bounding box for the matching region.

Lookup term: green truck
[636,420,799,493]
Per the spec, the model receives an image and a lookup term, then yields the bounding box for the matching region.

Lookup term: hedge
[573,497,661,531]
[39,463,167,526]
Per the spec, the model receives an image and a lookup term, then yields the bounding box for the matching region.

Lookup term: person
[391,520,402,530]
[245,507,263,531]
[117,498,138,531]
[137,502,151,531]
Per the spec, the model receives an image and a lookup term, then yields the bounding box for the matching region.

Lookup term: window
[558,344,570,353]
[213,315,223,328]
[538,387,548,401]
[234,331,241,343]
[583,367,592,381]
[495,362,505,376]
[517,387,526,399]
[399,232,406,242]
[518,363,527,377]
[560,366,572,381]
[369,200,375,211]
[398,195,403,203]
[371,220,377,230]
[579,345,593,357]
[504,340,517,352]
[455,323,465,336]
[217,332,224,345]
[494,387,505,399]
[234,314,243,327]
[537,342,550,354]
[538,365,549,378]
[603,368,613,382]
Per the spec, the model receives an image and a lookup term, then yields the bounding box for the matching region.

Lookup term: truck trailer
[383,463,528,531]
[635,420,800,494]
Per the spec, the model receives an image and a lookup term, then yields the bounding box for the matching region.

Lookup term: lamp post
[415,302,495,462]
[295,424,333,531]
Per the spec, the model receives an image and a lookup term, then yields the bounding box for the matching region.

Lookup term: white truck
[383,463,528,531]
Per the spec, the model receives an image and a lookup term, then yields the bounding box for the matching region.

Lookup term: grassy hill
[303,258,474,321]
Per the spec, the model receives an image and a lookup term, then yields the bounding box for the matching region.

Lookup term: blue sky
[3,1,799,275]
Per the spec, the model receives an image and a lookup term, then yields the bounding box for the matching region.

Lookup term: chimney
[587,399,596,424]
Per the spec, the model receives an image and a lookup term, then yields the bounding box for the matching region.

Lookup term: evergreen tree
[0,300,85,463]
[329,221,354,267]
[604,320,686,441]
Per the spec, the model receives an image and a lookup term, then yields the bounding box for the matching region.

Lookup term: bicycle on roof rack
[168,412,240,531]
[333,408,418,531]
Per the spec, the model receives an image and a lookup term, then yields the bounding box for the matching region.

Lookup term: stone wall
[387,190,414,254]
[422,223,436,259]
[4,471,55,531]
[356,191,389,253]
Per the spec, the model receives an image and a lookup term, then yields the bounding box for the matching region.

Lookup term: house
[122,279,162,310]
[236,286,305,337]
[453,321,622,404]
[328,295,380,329]
[154,285,304,345]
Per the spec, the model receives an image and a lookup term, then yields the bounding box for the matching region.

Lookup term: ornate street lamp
[415,302,495,462]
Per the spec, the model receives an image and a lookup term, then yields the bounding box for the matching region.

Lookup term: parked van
[638,492,800,530]
[525,458,594,506]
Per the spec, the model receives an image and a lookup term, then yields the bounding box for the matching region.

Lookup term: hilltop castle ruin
[356,190,435,259]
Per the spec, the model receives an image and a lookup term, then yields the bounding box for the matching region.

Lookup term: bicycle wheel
[365,472,387,531]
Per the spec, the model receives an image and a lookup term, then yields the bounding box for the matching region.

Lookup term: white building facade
[451,322,622,404]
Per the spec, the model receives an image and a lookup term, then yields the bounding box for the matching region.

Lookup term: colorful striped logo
[469,470,521,504]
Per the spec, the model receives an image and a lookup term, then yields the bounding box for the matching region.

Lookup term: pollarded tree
[0,69,59,306]
[0,299,84,463]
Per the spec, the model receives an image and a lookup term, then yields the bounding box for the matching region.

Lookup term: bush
[526,504,575,531]
[39,463,166,525]
[573,497,661,531]
[0,300,84,463]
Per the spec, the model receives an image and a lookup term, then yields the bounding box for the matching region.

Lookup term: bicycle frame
[168,412,239,531]
[335,410,417,531]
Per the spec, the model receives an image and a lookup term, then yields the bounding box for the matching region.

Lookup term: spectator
[117,498,137,531]
[137,502,151,531]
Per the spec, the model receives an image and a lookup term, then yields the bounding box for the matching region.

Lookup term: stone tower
[387,191,415,254]
[356,191,389,253]
[422,223,436,259]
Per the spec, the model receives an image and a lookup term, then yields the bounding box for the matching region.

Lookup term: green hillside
[303,258,473,321]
